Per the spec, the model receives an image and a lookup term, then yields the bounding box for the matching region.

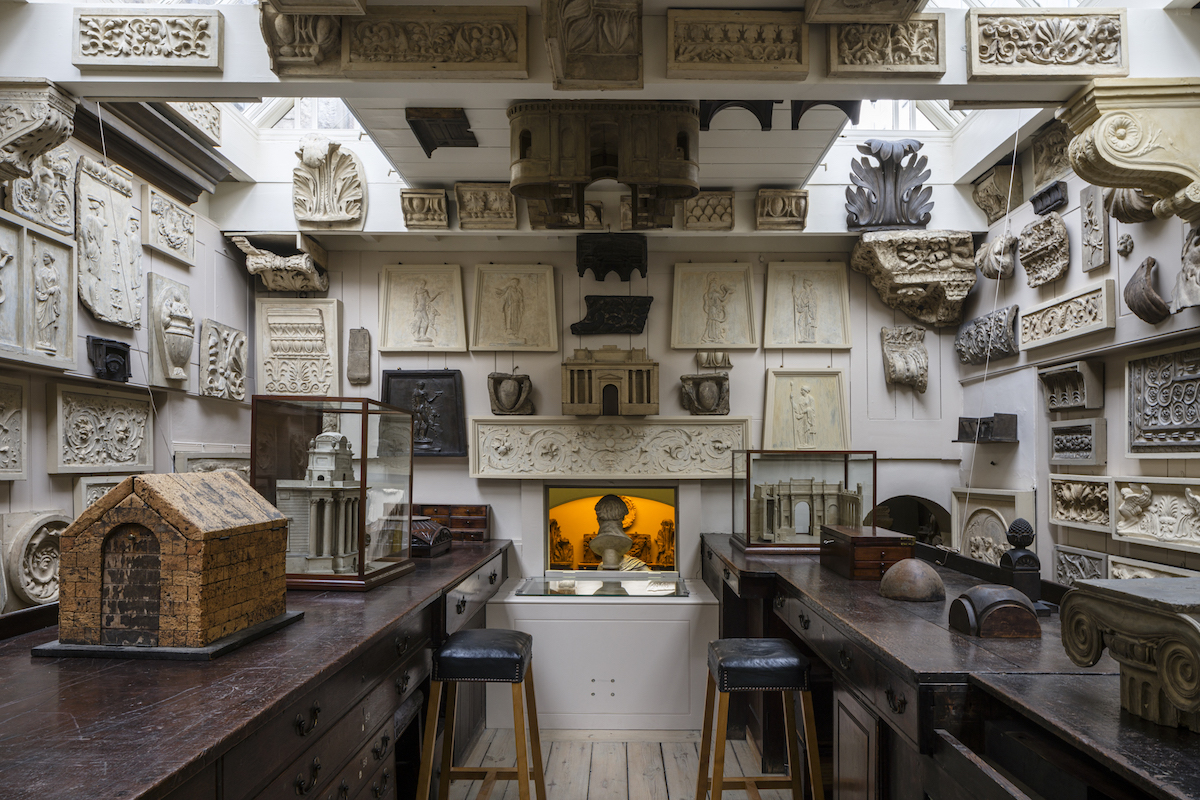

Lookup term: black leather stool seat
[433,629,533,683]
[707,638,810,692]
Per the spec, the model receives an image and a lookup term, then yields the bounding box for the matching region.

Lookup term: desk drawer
[446,553,505,634]
[351,757,395,800]
[720,563,739,596]
[812,623,876,695]
[451,515,487,529]
[874,663,920,746]
[317,718,395,800]
[776,592,821,649]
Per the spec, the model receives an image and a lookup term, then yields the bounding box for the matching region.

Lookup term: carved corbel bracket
[0,80,76,182]
[230,236,330,292]
[259,6,342,75]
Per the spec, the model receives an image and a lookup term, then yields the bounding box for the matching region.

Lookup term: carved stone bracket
[1050,475,1112,533]
[792,100,861,129]
[1020,279,1116,350]
[544,0,641,90]
[1049,420,1107,468]
[1018,212,1069,288]
[850,229,976,327]
[1037,360,1104,412]
[755,189,807,231]
[955,305,1019,366]
[972,166,1022,225]
[231,236,329,292]
[680,373,730,416]
[401,189,449,230]
[1104,187,1156,224]
[86,336,132,383]
[700,100,778,132]
[967,9,1128,82]
[668,9,808,81]
[827,14,945,78]
[1032,120,1073,187]
[1030,181,1068,216]
[1124,256,1171,324]
[260,7,341,75]
[846,139,932,232]
[880,325,928,393]
[0,80,76,183]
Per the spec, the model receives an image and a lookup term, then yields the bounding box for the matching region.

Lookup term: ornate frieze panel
[455,182,516,230]
[343,6,527,78]
[1031,121,1073,187]
[73,9,224,72]
[47,383,153,474]
[966,9,1127,81]
[231,236,328,292]
[293,135,367,231]
[469,416,750,480]
[1050,475,1111,533]
[199,319,247,402]
[1050,418,1107,468]
[1018,212,1069,288]
[544,0,641,90]
[850,229,976,327]
[680,373,730,416]
[76,157,142,328]
[4,143,75,234]
[683,192,734,232]
[0,376,28,481]
[971,166,1021,226]
[1080,185,1110,272]
[142,186,196,267]
[827,14,945,78]
[1108,554,1200,580]
[697,351,732,370]
[73,475,122,516]
[667,9,808,81]
[1114,477,1200,554]
[1,510,68,607]
[163,102,221,147]
[0,80,76,183]
[805,0,923,25]
[147,274,194,390]
[1126,342,1200,458]
[1054,545,1107,588]
[174,449,251,482]
[955,305,1019,366]
[0,209,77,370]
[260,7,342,75]
[880,325,928,394]
[755,189,807,232]
[951,487,1036,566]
[976,234,1016,280]
[846,139,933,232]
[401,189,449,230]
[1020,280,1116,350]
[1038,360,1104,412]
[255,298,342,397]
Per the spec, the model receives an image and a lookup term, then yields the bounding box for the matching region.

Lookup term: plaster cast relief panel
[805,0,922,25]
[471,265,557,351]
[1049,475,1111,533]
[1031,121,1073,187]
[1080,185,1110,273]
[231,236,328,292]
[1020,280,1116,350]
[755,189,807,232]
[455,183,516,230]
[667,9,808,81]
[347,328,370,386]
[1038,360,1104,412]
[880,325,928,394]
[470,416,750,480]
[76,157,141,328]
[200,319,247,402]
[174,449,251,482]
[1018,212,1069,288]
[48,383,153,474]
[764,262,851,349]
[379,265,467,352]
[672,263,758,349]
[1108,554,1200,580]
[971,166,1021,226]
[951,487,1035,566]
[147,273,194,390]
[544,0,642,90]
[683,192,734,232]
[4,216,77,370]
[293,135,367,231]
[955,305,1019,366]
[1113,477,1200,555]
[255,298,342,397]
[1049,418,1107,468]
[850,229,976,327]
[1172,224,1200,314]
[164,102,221,147]
[827,15,945,78]
[1054,545,1107,587]
[1,511,68,607]
[846,139,933,232]
[0,215,19,359]
[401,189,448,230]
[976,234,1016,280]
[1127,342,1200,459]
[1103,187,1155,225]
[142,186,196,267]
[73,475,122,516]
[0,80,76,183]
[4,144,74,235]
[966,9,1127,81]
[73,9,224,71]
[0,376,28,481]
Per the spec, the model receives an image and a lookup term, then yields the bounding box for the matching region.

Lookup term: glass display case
[732,450,877,553]
[544,486,677,575]
[251,396,415,590]
[516,576,689,597]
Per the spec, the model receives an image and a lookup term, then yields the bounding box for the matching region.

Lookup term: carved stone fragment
[199,319,247,402]
[1118,234,1135,258]
[1171,224,1200,314]
[955,305,1019,366]
[954,414,1018,445]
[255,298,342,397]
[1053,545,1106,588]
[577,233,648,281]
[972,166,1021,225]
[755,189,807,232]
[4,143,75,234]
[1038,360,1104,412]
[163,102,221,147]
[1127,342,1200,458]
[1018,212,1069,288]
[1030,180,1068,216]
[1104,187,1156,224]
[73,9,224,71]
[850,229,976,327]
[543,0,641,90]
[73,475,122,516]
[1113,478,1200,553]
[1,510,67,608]
[1031,121,1073,187]
[570,296,654,335]
[48,382,153,474]
[0,80,76,183]
[455,182,516,230]
[142,186,196,267]
[488,372,534,415]
[967,9,1127,81]
[0,376,28,481]
[1081,185,1110,272]
[527,199,601,230]
[828,15,944,78]
[174,449,251,482]
[1020,280,1116,350]
[231,236,329,293]
[951,487,1035,566]
[1109,555,1200,580]
[87,336,132,383]
[880,325,928,393]
[76,158,141,328]
[259,7,341,75]
[347,328,370,386]
[1124,257,1170,324]
[620,195,675,231]
[697,351,732,370]
[680,373,730,416]
[2,213,77,370]
[667,9,808,81]
[1049,475,1111,532]
[1049,419,1107,468]
[683,192,734,232]
[293,135,366,231]
[805,0,922,24]
[401,189,448,230]
[975,234,1016,280]
[846,139,933,232]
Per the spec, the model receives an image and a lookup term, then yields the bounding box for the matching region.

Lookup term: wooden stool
[696,638,824,800]
[417,629,547,800]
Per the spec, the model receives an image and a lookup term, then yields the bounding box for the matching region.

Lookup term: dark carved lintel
[700,100,779,132]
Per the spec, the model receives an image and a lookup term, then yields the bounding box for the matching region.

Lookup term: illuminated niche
[546,486,677,573]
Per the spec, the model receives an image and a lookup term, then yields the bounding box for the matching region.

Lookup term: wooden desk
[0,541,510,800]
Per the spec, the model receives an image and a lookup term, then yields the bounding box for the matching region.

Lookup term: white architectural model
[277,432,362,574]
[750,480,863,543]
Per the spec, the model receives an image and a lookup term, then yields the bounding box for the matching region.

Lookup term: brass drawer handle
[395,635,411,657]
[837,648,852,670]
[722,568,731,580]
[372,733,391,761]
[797,612,810,631]
[396,671,411,695]
[488,570,498,585]
[294,757,321,796]
[707,548,713,561]
[334,780,350,800]
[455,597,468,615]
[371,769,392,798]
[772,595,785,610]
[295,701,321,737]
[885,687,907,715]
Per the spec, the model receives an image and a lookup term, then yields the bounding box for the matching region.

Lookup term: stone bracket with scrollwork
[0,80,76,183]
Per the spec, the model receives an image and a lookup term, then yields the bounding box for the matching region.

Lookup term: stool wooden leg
[524,663,548,800]
[511,681,532,800]
[438,682,458,800]
[417,680,443,800]
[694,673,717,800]
[711,692,731,800]
[782,692,804,800]
[799,690,824,800]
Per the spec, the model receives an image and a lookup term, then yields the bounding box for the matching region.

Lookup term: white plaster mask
[1171,224,1200,314]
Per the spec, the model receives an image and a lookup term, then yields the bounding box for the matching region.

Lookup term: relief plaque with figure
[671,263,758,350]
[381,369,467,457]
[379,265,467,352]
[470,264,558,352]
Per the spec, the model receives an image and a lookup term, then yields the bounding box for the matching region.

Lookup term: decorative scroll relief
[1113,477,1200,555]
[1049,418,1107,468]
[164,102,221,147]
[967,9,1127,81]
[1054,545,1106,587]
[293,136,367,231]
[1020,280,1116,351]
[1032,121,1072,187]
[255,298,342,397]
[147,273,194,390]
[850,230,976,327]
[1108,554,1200,580]
[755,189,807,232]
[4,143,75,235]
[469,416,750,480]
[1127,343,1200,459]
[343,6,527,78]
[667,9,808,81]
[955,305,1019,366]
[76,157,142,328]
[1049,475,1111,533]
[0,80,76,183]
[199,319,247,402]
[950,487,1035,567]
[976,234,1016,280]
[0,376,28,481]
[880,325,928,394]
[48,383,153,474]
[827,15,945,78]
[142,186,195,267]
[684,192,733,232]
[2,511,68,606]
[73,9,224,72]
[231,236,328,293]
[1018,212,1068,288]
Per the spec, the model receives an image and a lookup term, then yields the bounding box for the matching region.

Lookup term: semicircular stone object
[880,558,946,603]
[1124,257,1171,324]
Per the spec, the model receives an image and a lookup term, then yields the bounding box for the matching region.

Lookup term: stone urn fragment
[487,372,534,415]
[1124,257,1171,324]
[880,559,945,603]
[680,373,730,415]
[590,494,632,570]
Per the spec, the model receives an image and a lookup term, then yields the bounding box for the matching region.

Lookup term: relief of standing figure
[793,275,817,343]
[790,383,816,449]
[701,273,733,343]
[497,277,525,342]
[411,279,442,343]
[34,249,62,352]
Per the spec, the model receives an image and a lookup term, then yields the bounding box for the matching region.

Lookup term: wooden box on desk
[413,504,491,541]
[820,524,915,580]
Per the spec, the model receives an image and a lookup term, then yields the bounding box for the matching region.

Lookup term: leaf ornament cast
[846,139,933,231]
[977,15,1121,68]
[79,16,213,61]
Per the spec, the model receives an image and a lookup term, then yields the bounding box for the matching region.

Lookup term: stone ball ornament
[879,558,946,603]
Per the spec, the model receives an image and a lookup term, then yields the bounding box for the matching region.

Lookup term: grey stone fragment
[680,372,730,415]
[347,328,370,385]
[954,305,1019,365]
[1123,257,1170,324]
[488,372,535,415]
[880,559,945,602]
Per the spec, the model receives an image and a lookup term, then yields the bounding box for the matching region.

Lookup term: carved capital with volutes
[0,80,76,182]
[259,5,342,75]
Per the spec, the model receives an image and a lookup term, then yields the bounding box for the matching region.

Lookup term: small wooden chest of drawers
[819,524,915,581]
[414,504,491,541]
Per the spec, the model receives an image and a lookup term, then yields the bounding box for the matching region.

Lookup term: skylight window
[848,100,967,132]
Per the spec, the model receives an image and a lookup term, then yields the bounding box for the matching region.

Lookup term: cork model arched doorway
[101,524,162,647]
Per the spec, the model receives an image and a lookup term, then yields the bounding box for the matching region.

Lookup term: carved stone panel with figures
[1054,545,1107,588]
[76,158,142,328]
[951,487,1035,566]
[1049,475,1112,533]
[0,211,77,370]
[200,319,247,402]
[672,263,757,349]
[764,262,850,349]
[470,265,557,352]
[1127,342,1200,459]
[0,375,28,481]
[255,298,342,397]
[142,186,196,267]
[667,9,808,81]
[48,382,153,474]
[4,143,75,235]
[1112,477,1200,555]
[379,265,466,352]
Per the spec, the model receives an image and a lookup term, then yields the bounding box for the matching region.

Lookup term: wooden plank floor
[444,730,791,800]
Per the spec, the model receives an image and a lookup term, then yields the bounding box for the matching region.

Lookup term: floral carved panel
[1108,554,1200,580]
[1113,477,1200,555]
[76,157,142,328]
[199,319,247,402]
[1126,342,1200,459]
[1018,211,1069,288]
[343,6,527,78]
[142,186,196,267]
[1020,280,1116,350]
[0,376,28,481]
[1049,475,1111,533]
[293,135,367,231]
[73,476,122,516]
[1080,184,1110,273]
[1054,545,1107,588]
[455,183,516,230]
[967,9,1127,81]
[667,9,808,81]
[73,9,224,72]
[4,144,75,235]
[827,14,945,78]
[48,383,153,474]
[1049,418,1107,468]
[544,0,642,89]
[255,298,342,397]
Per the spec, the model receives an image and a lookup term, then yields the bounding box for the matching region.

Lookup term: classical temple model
[276,431,361,574]
[561,346,659,416]
[751,479,863,543]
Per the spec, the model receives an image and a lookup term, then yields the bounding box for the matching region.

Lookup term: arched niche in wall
[865,495,951,546]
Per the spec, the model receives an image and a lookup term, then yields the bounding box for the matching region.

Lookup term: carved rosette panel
[851,230,976,327]
[955,305,1019,366]
[200,319,247,402]
[73,10,224,72]
[544,0,642,90]
[343,7,527,78]
[50,384,153,474]
[0,377,27,481]
[256,298,341,397]
[1113,478,1200,554]
[1127,343,1200,457]
[293,136,367,231]
[4,143,75,234]
[0,81,76,183]
[828,15,944,78]
[470,417,750,480]
[1049,418,1107,467]
[1080,185,1110,272]
[1017,212,1069,288]
[3,511,68,606]
[967,10,1127,81]
[1020,280,1115,350]
[76,157,142,328]
[1032,121,1073,187]
[1053,545,1106,587]
[231,236,328,293]
[667,10,808,80]
[455,182,517,230]
[755,189,807,232]
[880,325,928,393]
[976,234,1016,280]
[1050,475,1111,533]
[401,190,449,230]
[684,192,734,231]
[164,101,221,146]
[972,166,1021,226]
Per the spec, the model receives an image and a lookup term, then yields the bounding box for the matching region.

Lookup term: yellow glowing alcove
[546,488,677,571]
